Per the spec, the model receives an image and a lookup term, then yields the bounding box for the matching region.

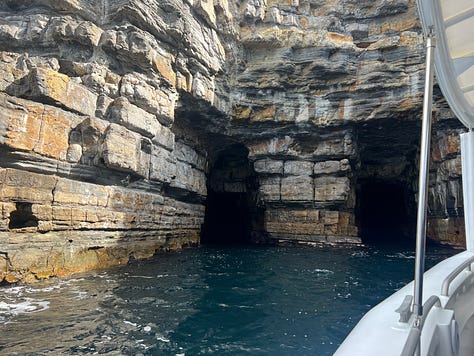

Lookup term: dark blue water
[0,244,456,355]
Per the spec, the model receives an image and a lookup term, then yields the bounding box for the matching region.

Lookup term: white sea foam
[351,251,370,257]
[73,291,89,300]
[34,285,62,293]
[312,268,334,274]
[156,334,170,343]
[2,286,26,295]
[387,252,415,259]
[0,299,50,316]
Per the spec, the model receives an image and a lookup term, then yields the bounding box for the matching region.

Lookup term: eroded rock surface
[0,0,221,282]
[0,0,465,282]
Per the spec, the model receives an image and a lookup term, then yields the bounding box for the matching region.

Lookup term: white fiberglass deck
[335,251,474,355]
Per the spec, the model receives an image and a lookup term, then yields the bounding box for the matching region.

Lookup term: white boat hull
[335,251,474,355]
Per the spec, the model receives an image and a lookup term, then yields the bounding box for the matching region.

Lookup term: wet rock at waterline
[0,0,465,283]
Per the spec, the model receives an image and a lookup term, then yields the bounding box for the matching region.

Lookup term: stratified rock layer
[229,0,464,246]
[0,0,466,282]
[0,0,218,282]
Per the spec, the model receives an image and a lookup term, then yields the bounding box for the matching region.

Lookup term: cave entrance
[355,119,420,245]
[201,143,264,245]
[356,179,416,244]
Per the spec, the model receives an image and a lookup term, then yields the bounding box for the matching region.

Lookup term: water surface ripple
[0,244,456,355]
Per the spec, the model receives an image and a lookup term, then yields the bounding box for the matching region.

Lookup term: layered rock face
[0,0,465,282]
[228,0,464,246]
[0,0,226,282]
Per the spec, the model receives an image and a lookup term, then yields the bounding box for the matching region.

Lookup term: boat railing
[400,327,420,356]
[400,295,442,356]
[441,255,474,296]
[419,295,442,326]
[400,255,474,356]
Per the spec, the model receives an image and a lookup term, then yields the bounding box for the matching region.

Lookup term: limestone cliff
[0,0,465,283]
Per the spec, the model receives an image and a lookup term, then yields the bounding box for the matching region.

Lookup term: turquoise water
[0,244,456,355]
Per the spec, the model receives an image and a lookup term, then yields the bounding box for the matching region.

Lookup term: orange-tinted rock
[0,93,80,160]
[251,105,276,122]
[432,131,461,162]
[153,51,177,87]
[25,68,98,117]
[427,217,465,248]
[327,32,353,45]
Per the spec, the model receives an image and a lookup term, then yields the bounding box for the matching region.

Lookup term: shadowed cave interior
[201,143,264,245]
[201,125,420,246]
[356,179,417,244]
[197,115,427,246]
[354,119,420,244]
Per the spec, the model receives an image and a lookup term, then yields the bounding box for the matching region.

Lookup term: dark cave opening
[8,202,38,229]
[355,119,421,245]
[201,143,264,245]
[356,179,416,244]
[202,191,252,244]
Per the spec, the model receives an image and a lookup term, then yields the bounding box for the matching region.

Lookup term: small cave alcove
[8,202,38,229]
[356,179,416,244]
[201,143,265,245]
